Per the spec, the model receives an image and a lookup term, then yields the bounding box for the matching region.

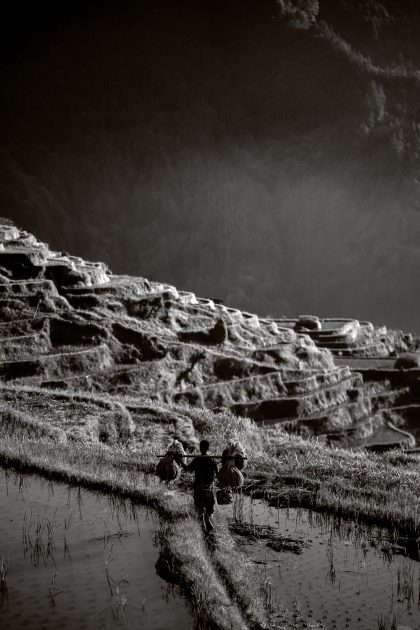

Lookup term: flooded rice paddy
[0,468,192,630]
[231,496,420,630]
[3,463,420,630]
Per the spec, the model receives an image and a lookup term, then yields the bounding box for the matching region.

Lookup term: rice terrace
[1,219,420,630]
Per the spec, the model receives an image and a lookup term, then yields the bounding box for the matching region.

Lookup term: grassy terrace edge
[5,385,420,538]
[0,423,292,630]
[2,397,420,629]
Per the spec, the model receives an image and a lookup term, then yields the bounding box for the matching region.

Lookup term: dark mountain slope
[1,0,419,330]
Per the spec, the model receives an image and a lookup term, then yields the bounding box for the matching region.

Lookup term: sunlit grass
[1,385,420,627]
[0,427,284,629]
[250,428,420,535]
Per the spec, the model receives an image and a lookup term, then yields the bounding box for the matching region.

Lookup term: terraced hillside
[2,219,420,629]
[0,220,419,453]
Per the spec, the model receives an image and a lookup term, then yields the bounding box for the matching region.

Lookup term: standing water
[0,467,192,629]
[231,495,420,630]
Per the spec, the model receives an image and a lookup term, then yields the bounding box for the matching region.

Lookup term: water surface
[231,496,420,630]
[0,468,192,630]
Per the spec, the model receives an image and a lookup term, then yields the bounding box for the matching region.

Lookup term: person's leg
[204,513,214,531]
[193,488,206,527]
[203,490,215,531]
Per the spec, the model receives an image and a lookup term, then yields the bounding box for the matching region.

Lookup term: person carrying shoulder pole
[181,439,219,532]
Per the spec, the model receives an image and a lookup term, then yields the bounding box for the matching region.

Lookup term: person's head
[199,439,210,455]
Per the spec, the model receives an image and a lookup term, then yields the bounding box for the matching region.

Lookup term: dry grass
[1,381,420,627]
[0,426,282,629]
[2,384,420,536]
[249,428,420,535]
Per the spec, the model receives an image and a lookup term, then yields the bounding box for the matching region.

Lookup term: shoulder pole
[157,454,247,459]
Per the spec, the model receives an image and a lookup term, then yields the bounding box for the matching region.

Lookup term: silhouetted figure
[182,440,218,532]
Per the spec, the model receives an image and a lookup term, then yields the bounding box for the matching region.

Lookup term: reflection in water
[231,494,420,630]
[0,551,9,609]
[0,468,191,630]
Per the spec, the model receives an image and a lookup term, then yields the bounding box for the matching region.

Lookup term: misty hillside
[1,220,420,453]
[2,221,420,629]
[1,0,419,331]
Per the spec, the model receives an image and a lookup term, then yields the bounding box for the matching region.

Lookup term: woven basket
[217,465,244,489]
[221,442,247,471]
[216,488,233,505]
[156,455,180,482]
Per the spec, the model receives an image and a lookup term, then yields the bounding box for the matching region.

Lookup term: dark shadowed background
[1,0,419,332]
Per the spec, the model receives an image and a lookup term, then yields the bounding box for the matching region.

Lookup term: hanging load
[156,440,186,482]
[221,441,247,470]
[216,487,234,505]
[217,441,246,489]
